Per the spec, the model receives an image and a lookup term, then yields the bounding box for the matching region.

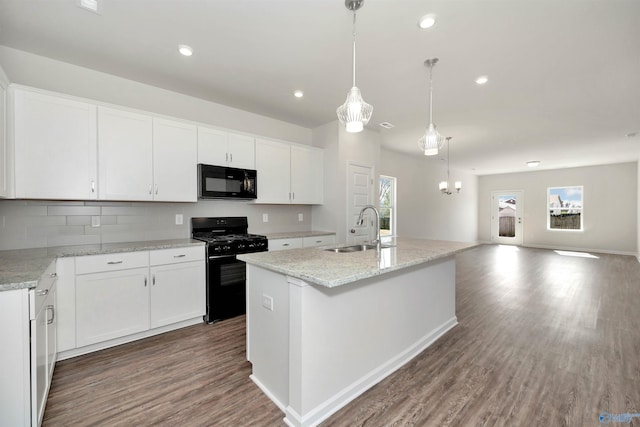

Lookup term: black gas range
[191,217,268,323]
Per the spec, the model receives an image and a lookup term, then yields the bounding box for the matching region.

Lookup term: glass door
[491,191,524,245]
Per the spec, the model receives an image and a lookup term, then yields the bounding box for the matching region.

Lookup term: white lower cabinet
[0,260,57,427]
[59,246,205,359]
[269,235,335,251]
[149,247,205,329]
[76,267,150,347]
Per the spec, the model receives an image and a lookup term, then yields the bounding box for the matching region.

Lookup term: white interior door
[347,163,374,244]
[491,190,524,245]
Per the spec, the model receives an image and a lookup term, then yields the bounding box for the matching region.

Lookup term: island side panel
[247,265,290,411]
[286,257,457,427]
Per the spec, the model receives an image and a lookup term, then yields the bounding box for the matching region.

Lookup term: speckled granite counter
[263,230,335,239]
[0,239,204,292]
[238,237,478,288]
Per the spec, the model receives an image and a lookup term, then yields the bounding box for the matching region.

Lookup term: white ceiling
[1,0,639,175]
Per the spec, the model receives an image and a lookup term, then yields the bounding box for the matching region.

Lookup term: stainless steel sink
[324,244,393,253]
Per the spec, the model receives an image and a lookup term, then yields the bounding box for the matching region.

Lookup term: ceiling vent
[77,0,100,14]
[379,122,395,129]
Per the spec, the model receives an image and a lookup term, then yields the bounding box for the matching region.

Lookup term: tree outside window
[548,186,583,231]
[379,175,396,237]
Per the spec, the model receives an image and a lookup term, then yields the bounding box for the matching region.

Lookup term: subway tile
[47,234,101,247]
[116,215,151,225]
[29,200,85,207]
[146,229,187,241]
[47,205,101,216]
[27,225,84,237]
[85,201,133,207]
[66,216,92,226]
[101,231,147,244]
[100,216,118,226]
[101,206,148,216]
[0,201,47,217]
[84,224,133,236]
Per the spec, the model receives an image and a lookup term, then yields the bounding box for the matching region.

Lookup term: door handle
[350,229,356,234]
[107,260,123,265]
[47,305,55,324]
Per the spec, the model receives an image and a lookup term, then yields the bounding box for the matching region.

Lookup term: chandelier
[418,58,445,155]
[439,137,462,195]
[336,0,373,133]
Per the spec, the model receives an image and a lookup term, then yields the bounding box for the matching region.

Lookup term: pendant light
[439,137,462,195]
[336,0,373,133]
[418,58,445,155]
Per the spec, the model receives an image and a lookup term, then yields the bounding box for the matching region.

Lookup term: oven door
[198,164,257,199]
[206,254,247,323]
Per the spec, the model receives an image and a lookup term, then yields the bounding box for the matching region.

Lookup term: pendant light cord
[429,63,434,124]
[352,10,357,87]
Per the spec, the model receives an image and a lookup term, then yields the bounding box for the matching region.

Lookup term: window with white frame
[379,175,396,237]
[547,186,583,231]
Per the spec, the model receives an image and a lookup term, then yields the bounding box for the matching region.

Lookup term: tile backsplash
[0,199,314,250]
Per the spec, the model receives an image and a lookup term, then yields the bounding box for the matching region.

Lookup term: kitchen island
[238,238,478,427]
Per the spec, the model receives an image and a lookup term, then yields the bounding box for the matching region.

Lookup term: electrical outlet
[298,213,304,222]
[175,214,183,225]
[91,216,100,227]
[262,213,269,222]
[262,294,274,311]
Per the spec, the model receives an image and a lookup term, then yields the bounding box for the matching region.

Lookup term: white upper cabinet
[198,126,255,169]
[153,118,197,202]
[255,138,323,205]
[255,138,291,204]
[98,108,197,202]
[98,106,153,201]
[0,73,8,198]
[13,87,98,200]
[291,145,323,204]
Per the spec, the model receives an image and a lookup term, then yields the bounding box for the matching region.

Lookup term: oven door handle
[208,254,239,260]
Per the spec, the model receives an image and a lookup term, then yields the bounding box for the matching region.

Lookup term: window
[547,186,583,231]
[379,175,396,237]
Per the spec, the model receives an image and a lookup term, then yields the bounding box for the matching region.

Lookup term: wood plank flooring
[43,245,640,426]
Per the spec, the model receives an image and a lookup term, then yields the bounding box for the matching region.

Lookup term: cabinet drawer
[149,246,205,266]
[268,238,303,251]
[32,261,57,316]
[302,235,336,248]
[76,251,148,275]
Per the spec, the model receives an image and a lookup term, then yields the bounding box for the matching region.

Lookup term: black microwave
[198,164,257,199]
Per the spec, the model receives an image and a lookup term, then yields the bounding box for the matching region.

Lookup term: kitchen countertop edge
[0,239,205,292]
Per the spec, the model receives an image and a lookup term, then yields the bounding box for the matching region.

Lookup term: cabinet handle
[226,153,229,162]
[144,277,147,287]
[91,180,95,193]
[152,274,156,286]
[49,272,58,278]
[230,153,233,162]
[47,305,55,324]
[316,240,322,243]
[155,184,158,195]
[292,192,295,200]
[173,254,186,258]
[36,289,49,296]
[107,260,123,265]
[148,184,152,195]
[282,243,290,247]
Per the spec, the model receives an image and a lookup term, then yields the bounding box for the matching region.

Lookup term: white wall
[379,149,478,243]
[311,122,381,243]
[478,162,638,254]
[637,159,640,261]
[0,46,311,145]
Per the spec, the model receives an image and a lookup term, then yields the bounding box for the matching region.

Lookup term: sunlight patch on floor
[554,250,599,259]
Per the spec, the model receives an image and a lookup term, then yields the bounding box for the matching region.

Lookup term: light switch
[298,213,304,222]
[91,216,100,227]
[263,213,269,222]
[175,214,183,225]
[262,294,274,311]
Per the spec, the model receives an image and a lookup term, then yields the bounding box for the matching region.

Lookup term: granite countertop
[238,238,479,288]
[0,239,204,292]
[264,231,336,240]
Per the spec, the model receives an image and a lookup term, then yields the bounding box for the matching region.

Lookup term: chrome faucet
[357,205,381,250]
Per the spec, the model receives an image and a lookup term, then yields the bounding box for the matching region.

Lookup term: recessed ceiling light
[475,75,489,85]
[526,161,540,167]
[625,131,638,138]
[77,0,100,14]
[178,45,193,57]
[379,122,395,129]
[294,90,304,98]
[418,14,437,29]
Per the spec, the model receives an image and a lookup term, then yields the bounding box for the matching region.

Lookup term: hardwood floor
[43,245,640,426]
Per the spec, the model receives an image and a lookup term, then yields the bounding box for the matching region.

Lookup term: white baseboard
[283,317,459,427]
[250,374,287,413]
[479,241,636,257]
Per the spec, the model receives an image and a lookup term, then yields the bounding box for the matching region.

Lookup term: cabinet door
[98,106,153,201]
[228,133,255,169]
[32,297,48,427]
[268,237,303,251]
[150,261,205,328]
[291,145,323,204]
[197,126,228,166]
[76,267,150,347]
[0,81,7,198]
[153,118,197,202]
[14,88,98,200]
[255,139,291,204]
[46,282,57,381]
